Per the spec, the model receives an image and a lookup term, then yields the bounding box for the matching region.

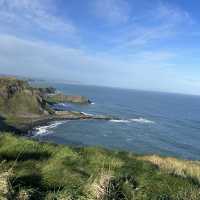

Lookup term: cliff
[0,77,113,133]
[0,77,50,116]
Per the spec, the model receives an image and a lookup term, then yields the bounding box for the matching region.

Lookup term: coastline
[1,78,200,199]
[8,111,120,135]
[0,77,119,135]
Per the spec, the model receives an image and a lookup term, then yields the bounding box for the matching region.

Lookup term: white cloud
[91,0,130,25]
[134,51,175,62]
[0,0,76,34]
[0,34,113,81]
[0,1,198,94]
[0,33,199,95]
[124,24,175,47]
[155,2,194,25]
[102,2,194,50]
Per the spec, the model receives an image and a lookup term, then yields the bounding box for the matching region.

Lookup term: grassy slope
[46,94,90,104]
[0,78,46,117]
[0,133,200,200]
[0,77,90,132]
[0,77,53,132]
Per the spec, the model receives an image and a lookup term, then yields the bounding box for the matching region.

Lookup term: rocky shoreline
[21,111,120,135]
[0,77,119,135]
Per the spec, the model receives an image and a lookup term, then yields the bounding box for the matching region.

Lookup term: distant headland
[0,76,118,134]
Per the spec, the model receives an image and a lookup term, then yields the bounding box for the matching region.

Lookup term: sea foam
[80,112,94,116]
[130,117,155,124]
[33,121,66,136]
[110,117,155,124]
[109,119,130,123]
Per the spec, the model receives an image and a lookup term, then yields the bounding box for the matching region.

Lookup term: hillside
[0,77,47,115]
[0,77,102,133]
[0,133,200,200]
[0,77,48,132]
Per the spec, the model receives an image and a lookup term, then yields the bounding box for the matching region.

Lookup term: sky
[0,0,200,94]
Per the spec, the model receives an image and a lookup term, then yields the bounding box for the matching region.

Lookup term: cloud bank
[0,0,200,95]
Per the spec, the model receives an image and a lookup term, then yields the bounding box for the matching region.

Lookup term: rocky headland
[0,77,116,134]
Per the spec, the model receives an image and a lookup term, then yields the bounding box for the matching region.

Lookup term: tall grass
[1,133,200,199]
[0,161,13,200]
[139,155,200,184]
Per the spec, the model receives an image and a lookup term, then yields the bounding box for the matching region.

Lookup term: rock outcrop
[0,77,112,134]
[0,77,50,117]
[45,93,92,104]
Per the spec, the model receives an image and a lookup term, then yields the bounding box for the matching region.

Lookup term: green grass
[46,94,90,104]
[0,133,200,200]
[0,77,89,132]
[0,77,52,132]
[0,77,44,117]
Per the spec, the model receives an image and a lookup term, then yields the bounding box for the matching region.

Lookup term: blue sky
[0,0,200,94]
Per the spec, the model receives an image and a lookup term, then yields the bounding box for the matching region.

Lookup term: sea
[32,83,200,160]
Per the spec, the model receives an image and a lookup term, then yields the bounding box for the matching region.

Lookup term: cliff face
[0,78,26,98]
[0,77,95,133]
[0,77,91,118]
[0,77,49,117]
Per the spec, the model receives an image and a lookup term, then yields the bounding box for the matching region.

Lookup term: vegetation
[0,77,53,132]
[1,77,200,199]
[46,93,91,105]
[0,77,46,115]
[0,77,92,133]
[139,155,200,185]
[0,133,200,200]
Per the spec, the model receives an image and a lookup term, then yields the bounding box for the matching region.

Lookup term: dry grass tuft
[139,155,200,183]
[85,170,113,200]
[175,187,200,200]
[44,191,72,200]
[17,190,31,200]
[0,162,13,200]
[0,172,10,200]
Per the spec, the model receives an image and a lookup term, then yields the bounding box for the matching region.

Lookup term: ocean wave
[109,119,130,123]
[80,112,94,116]
[110,117,155,124]
[33,121,66,136]
[130,117,155,124]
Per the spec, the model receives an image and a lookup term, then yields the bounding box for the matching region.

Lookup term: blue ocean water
[34,83,200,160]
